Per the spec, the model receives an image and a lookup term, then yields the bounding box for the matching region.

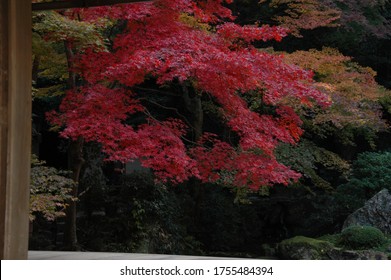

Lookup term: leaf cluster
[33,11,107,50]
[33,32,68,82]
[259,0,341,36]
[30,155,75,221]
[283,47,389,145]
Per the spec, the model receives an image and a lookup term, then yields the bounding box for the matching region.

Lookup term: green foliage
[30,155,74,221]
[318,233,341,245]
[32,33,68,83]
[280,235,332,248]
[276,139,349,190]
[336,151,391,211]
[32,19,68,105]
[350,151,391,185]
[338,226,387,250]
[33,11,107,50]
[32,10,109,101]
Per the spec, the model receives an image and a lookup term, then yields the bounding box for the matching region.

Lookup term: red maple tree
[49,0,330,190]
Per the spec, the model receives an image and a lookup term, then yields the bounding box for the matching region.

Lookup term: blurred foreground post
[0,0,32,259]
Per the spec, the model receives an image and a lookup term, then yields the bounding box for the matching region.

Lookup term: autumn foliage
[258,0,341,36]
[48,0,330,189]
[284,48,388,132]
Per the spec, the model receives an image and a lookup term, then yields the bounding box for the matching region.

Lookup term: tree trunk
[64,41,76,89]
[182,85,203,141]
[63,137,84,250]
[62,40,84,250]
[182,84,205,230]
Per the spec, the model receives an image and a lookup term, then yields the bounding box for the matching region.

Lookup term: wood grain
[0,0,32,260]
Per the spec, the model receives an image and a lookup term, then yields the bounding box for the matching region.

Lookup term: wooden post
[0,0,32,259]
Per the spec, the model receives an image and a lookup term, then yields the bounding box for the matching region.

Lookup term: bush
[336,151,391,212]
[338,226,387,250]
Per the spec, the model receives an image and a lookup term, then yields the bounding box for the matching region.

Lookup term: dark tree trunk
[64,41,76,89]
[62,40,84,250]
[63,137,84,250]
[182,84,203,141]
[182,84,205,228]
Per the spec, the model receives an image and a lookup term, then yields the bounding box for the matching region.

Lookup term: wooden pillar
[0,0,32,259]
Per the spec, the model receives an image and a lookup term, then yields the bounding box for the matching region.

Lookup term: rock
[278,236,334,260]
[328,248,389,260]
[277,236,391,260]
[354,250,389,260]
[343,189,391,234]
[278,235,390,260]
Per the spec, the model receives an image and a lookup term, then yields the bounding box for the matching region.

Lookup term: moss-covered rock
[277,233,391,260]
[338,226,387,250]
[278,236,334,259]
[328,249,389,260]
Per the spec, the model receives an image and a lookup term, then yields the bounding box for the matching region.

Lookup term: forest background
[29,0,391,259]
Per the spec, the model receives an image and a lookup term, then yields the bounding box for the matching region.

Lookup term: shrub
[338,226,386,250]
[336,151,391,212]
